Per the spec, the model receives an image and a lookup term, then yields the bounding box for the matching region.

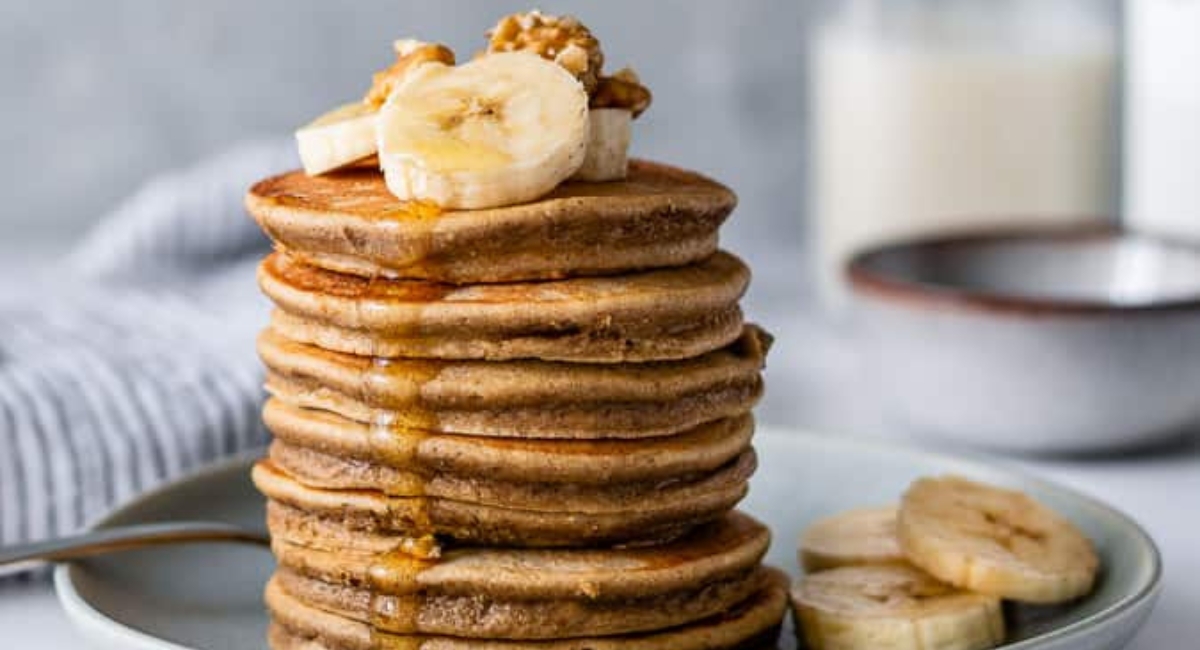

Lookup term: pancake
[274,566,768,639]
[262,399,754,485]
[255,452,753,546]
[258,250,748,362]
[265,512,771,638]
[258,326,770,440]
[270,510,770,600]
[267,439,755,513]
[265,570,788,650]
[246,160,737,284]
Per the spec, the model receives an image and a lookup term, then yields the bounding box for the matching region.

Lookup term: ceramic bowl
[846,226,1200,454]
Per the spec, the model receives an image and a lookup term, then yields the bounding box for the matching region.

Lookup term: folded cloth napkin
[0,139,295,551]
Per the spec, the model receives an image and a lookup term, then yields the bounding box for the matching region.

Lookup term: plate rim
[55,564,191,650]
[54,429,1162,650]
[755,427,1164,649]
[54,448,266,650]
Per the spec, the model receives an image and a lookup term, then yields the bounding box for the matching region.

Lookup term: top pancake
[246,160,737,283]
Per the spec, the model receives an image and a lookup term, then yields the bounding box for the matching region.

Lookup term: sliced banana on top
[800,506,905,572]
[377,52,589,209]
[295,103,379,176]
[899,475,1099,604]
[792,564,1005,650]
[296,39,456,177]
[573,108,632,182]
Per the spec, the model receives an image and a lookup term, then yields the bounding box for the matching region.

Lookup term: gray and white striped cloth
[0,139,295,552]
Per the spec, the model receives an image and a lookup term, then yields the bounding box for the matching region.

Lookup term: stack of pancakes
[245,159,786,649]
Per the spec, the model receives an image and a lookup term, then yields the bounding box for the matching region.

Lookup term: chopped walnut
[487,11,604,93]
[363,39,456,109]
[592,67,652,117]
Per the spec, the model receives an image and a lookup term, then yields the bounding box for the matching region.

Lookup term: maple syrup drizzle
[348,205,447,650]
[370,632,426,650]
[365,410,429,496]
[363,357,444,430]
[373,200,442,278]
[367,536,441,649]
[357,353,446,650]
[365,355,446,529]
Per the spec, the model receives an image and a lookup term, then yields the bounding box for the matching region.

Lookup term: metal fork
[0,522,269,577]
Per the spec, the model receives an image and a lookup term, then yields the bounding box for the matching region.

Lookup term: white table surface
[0,303,1195,648]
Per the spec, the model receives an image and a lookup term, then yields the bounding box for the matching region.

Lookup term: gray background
[0,0,810,282]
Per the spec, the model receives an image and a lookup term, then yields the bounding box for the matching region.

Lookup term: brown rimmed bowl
[846,226,1200,454]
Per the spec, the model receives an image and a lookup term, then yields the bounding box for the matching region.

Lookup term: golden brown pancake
[258,249,748,363]
[255,450,754,547]
[274,566,768,639]
[265,570,788,650]
[267,439,754,513]
[246,160,737,283]
[263,512,775,638]
[270,510,770,600]
[258,326,770,440]
[262,399,754,485]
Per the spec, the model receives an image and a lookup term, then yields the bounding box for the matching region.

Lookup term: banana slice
[377,52,589,209]
[899,475,1099,604]
[791,564,1005,650]
[295,103,378,176]
[573,108,631,182]
[800,506,905,572]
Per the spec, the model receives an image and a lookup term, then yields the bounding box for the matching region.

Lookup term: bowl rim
[845,225,1200,316]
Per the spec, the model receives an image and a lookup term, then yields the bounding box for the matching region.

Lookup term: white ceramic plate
[55,427,1161,650]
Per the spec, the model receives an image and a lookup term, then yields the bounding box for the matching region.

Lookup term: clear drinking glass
[808,0,1119,304]
[1125,0,1200,243]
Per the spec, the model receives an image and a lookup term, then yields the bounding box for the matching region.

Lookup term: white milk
[810,2,1117,302]
[1125,0,1200,243]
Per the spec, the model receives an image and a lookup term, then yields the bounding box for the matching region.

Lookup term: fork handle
[0,521,268,577]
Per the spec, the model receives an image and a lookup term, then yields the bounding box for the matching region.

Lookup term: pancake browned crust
[258,326,770,440]
[270,510,770,600]
[275,566,768,638]
[265,570,788,650]
[246,160,737,283]
[268,439,754,514]
[264,512,773,638]
[259,250,749,362]
[263,399,754,485]
[255,450,754,547]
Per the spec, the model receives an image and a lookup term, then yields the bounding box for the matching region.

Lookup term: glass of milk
[1124,0,1200,244]
[809,0,1119,304]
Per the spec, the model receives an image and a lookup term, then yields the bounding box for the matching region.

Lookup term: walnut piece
[487,11,604,93]
[364,39,456,109]
[592,67,653,117]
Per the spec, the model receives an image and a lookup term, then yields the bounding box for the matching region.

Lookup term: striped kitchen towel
[0,139,295,550]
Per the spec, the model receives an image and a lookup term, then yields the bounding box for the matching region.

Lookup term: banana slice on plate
[573,108,632,182]
[295,103,378,176]
[377,51,589,209]
[792,564,1005,650]
[799,506,905,572]
[899,475,1099,604]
